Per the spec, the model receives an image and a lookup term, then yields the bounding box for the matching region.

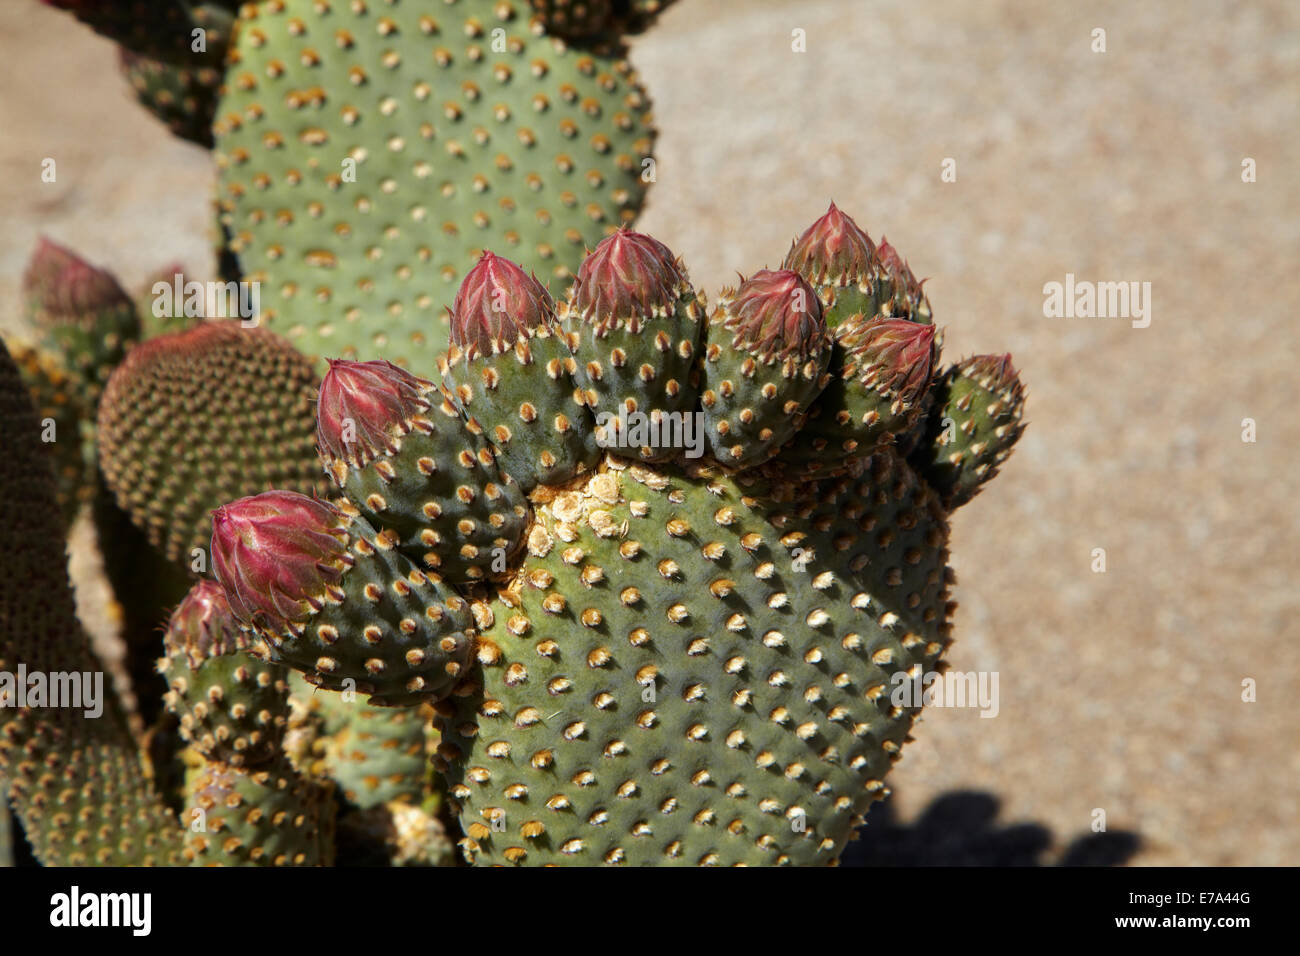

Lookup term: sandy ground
[2,0,1297,865]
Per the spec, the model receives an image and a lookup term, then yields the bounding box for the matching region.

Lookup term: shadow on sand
[841,789,1141,866]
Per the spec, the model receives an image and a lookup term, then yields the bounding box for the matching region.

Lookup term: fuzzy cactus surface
[212,0,659,366]
[190,206,1028,866]
[2,197,1024,867]
[23,0,671,582]
[97,321,322,568]
[0,339,183,866]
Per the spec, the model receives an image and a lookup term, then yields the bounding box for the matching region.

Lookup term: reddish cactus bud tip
[875,236,907,275]
[961,352,1020,392]
[317,359,432,466]
[450,250,555,356]
[849,319,936,402]
[725,268,828,362]
[23,236,132,320]
[211,491,349,632]
[163,580,245,668]
[572,229,685,327]
[784,202,875,284]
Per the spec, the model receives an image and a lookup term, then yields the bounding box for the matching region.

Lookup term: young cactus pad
[213,0,658,367]
[211,206,1027,866]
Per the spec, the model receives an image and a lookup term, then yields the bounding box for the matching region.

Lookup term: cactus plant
[1,205,1025,866]
[0,340,183,865]
[96,321,323,568]
[193,206,1025,866]
[11,4,1027,868]
[213,0,658,367]
[18,0,669,576]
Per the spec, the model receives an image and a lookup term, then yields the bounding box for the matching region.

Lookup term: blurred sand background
[1,0,1296,865]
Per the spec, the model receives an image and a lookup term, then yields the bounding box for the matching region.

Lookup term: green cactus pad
[96,321,321,568]
[700,269,833,469]
[120,48,222,147]
[23,237,142,410]
[5,339,95,527]
[213,0,655,367]
[0,340,183,866]
[318,360,532,584]
[443,328,599,492]
[441,251,599,491]
[908,354,1027,509]
[561,231,706,461]
[213,494,478,706]
[322,700,430,809]
[160,580,292,768]
[435,454,951,865]
[286,672,432,810]
[182,759,333,865]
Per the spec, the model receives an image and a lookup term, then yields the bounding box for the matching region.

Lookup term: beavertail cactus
[0,340,182,865]
[202,205,1027,866]
[700,268,833,468]
[22,236,141,410]
[27,0,673,576]
[212,0,659,364]
[211,491,477,705]
[97,321,321,567]
[159,579,333,865]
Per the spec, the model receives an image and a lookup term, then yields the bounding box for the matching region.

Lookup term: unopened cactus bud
[570,229,685,331]
[783,201,875,287]
[700,269,833,467]
[317,359,531,583]
[211,491,351,634]
[450,251,557,358]
[317,359,430,468]
[212,490,475,706]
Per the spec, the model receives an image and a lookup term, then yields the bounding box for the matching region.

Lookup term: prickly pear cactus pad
[211,207,1027,866]
[96,321,322,568]
[439,454,951,865]
[6,339,95,527]
[22,237,142,410]
[214,0,657,367]
[0,340,183,866]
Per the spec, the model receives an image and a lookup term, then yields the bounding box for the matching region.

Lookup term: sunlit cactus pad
[214,0,657,367]
[208,205,1026,866]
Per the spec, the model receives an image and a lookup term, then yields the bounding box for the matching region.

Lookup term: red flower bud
[845,319,936,405]
[162,580,248,669]
[211,491,351,632]
[316,359,433,467]
[723,269,828,362]
[783,202,875,284]
[571,229,685,329]
[450,251,556,358]
[23,236,133,325]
